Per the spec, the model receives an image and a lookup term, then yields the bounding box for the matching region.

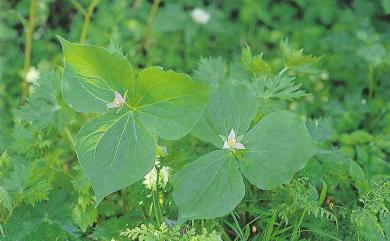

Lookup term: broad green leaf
[241,111,315,189]
[59,37,134,113]
[76,111,156,203]
[133,67,209,140]
[192,84,258,147]
[173,150,245,222]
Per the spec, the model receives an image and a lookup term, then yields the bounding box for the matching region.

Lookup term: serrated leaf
[133,67,209,140]
[280,40,320,73]
[76,111,156,204]
[2,192,77,241]
[241,45,271,77]
[241,111,315,189]
[72,204,98,232]
[193,57,226,85]
[173,150,244,222]
[59,37,134,113]
[192,84,258,148]
[14,70,72,130]
[253,74,310,101]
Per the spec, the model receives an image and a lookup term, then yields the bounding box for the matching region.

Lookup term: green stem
[279,66,288,76]
[142,0,161,51]
[64,127,75,147]
[121,189,129,212]
[22,0,37,103]
[79,0,99,44]
[155,165,164,222]
[290,209,306,241]
[152,189,161,226]
[368,65,375,98]
[70,0,86,15]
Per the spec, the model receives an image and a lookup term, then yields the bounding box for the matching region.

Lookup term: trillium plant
[58,37,316,223]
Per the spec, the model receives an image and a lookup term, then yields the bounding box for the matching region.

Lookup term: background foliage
[0,0,390,240]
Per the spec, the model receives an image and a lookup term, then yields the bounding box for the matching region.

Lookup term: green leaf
[192,84,258,147]
[2,192,77,241]
[58,36,134,113]
[173,150,245,222]
[133,67,209,140]
[253,74,310,101]
[76,111,156,203]
[241,45,271,77]
[58,38,210,202]
[193,57,226,85]
[241,111,315,189]
[280,40,320,73]
[14,70,73,130]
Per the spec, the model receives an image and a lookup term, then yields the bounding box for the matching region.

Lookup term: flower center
[114,99,121,106]
[228,138,236,147]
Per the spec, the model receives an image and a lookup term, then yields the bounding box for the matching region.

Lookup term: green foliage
[59,39,209,203]
[120,223,222,241]
[1,0,390,240]
[351,180,390,240]
[253,74,310,101]
[280,40,321,73]
[174,84,315,222]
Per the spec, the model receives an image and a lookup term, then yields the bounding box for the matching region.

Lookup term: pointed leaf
[241,111,315,189]
[133,67,209,140]
[192,84,258,147]
[58,37,134,113]
[173,150,245,222]
[76,111,156,203]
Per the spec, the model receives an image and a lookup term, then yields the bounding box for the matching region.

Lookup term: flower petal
[106,103,117,109]
[223,141,230,149]
[115,91,125,103]
[228,129,236,140]
[233,142,246,150]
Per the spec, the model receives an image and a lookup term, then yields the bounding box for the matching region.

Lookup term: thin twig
[21,0,37,103]
[80,0,99,44]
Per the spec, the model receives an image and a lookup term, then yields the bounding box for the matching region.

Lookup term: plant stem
[368,65,375,98]
[79,0,99,44]
[64,127,75,147]
[70,0,86,15]
[21,0,37,103]
[152,189,161,226]
[142,0,161,51]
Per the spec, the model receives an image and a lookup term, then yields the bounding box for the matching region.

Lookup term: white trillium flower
[106,90,127,110]
[222,129,246,150]
[191,8,211,25]
[26,67,40,84]
[143,161,171,190]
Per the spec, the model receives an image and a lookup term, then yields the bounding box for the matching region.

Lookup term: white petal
[223,141,230,149]
[228,129,236,140]
[234,142,246,150]
[115,91,125,103]
[106,103,117,109]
